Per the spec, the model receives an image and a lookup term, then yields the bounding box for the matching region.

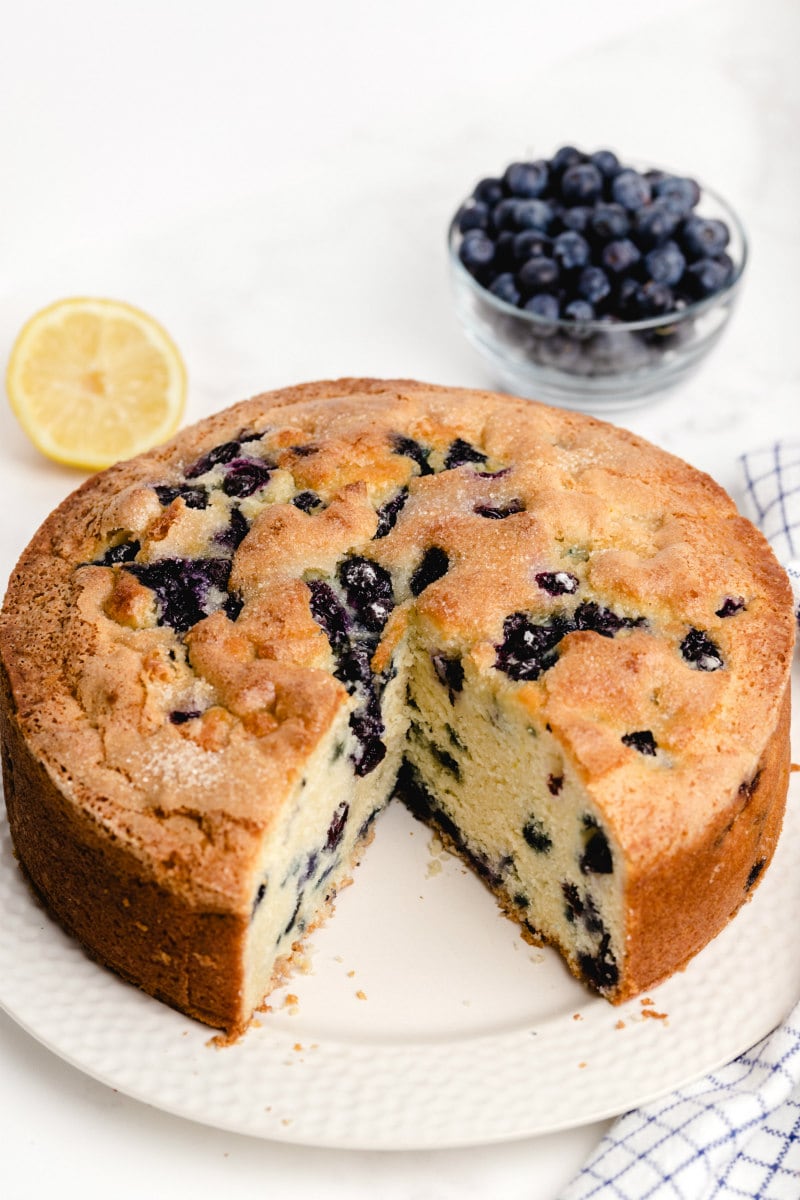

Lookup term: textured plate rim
[1,779,799,1151]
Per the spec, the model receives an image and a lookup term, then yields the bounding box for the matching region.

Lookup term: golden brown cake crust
[0,377,794,1030]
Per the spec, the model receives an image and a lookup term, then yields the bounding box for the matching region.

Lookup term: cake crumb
[615,1020,626,1030]
[281,1118,292,1126]
[426,859,443,878]
[293,1042,303,1052]
[346,969,355,978]
[572,1012,583,1021]
[791,763,799,772]
[333,955,343,963]
[578,1062,587,1069]
[356,989,367,1000]
[641,997,654,1006]
[284,993,299,1006]
[641,1008,668,1022]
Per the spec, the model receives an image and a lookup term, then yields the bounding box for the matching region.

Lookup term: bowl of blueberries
[448,146,747,410]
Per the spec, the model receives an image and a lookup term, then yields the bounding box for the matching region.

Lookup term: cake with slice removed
[0,378,793,1035]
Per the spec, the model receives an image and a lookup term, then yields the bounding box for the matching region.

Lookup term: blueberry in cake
[0,378,793,1035]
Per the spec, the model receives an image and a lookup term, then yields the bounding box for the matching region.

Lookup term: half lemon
[6,296,187,470]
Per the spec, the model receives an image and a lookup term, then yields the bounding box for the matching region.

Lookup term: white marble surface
[0,1,797,1197]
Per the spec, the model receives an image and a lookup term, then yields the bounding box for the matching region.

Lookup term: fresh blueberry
[621,730,658,756]
[503,160,549,198]
[456,201,490,233]
[601,238,641,275]
[474,499,525,519]
[458,229,495,274]
[654,175,700,217]
[578,266,612,305]
[391,434,433,476]
[563,299,595,327]
[681,216,730,259]
[492,197,523,232]
[292,489,323,513]
[680,627,724,670]
[493,230,517,271]
[185,440,241,479]
[221,458,273,498]
[634,280,675,317]
[559,205,593,234]
[514,199,554,232]
[634,202,679,248]
[589,149,620,177]
[524,292,560,333]
[561,162,603,206]
[410,547,450,596]
[551,146,584,174]
[535,570,579,595]
[611,169,652,211]
[474,176,505,206]
[518,255,560,293]
[513,229,552,262]
[616,275,642,318]
[553,231,591,271]
[590,203,630,240]
[489,273,522,305]
[685,256,733,298]
[444,438,488,469]
[154,484,209,510]
[374,487,408,538]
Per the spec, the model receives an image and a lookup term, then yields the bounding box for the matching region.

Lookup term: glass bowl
[447,178,748,411]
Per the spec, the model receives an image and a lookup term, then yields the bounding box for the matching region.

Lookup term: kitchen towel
[561,443,800,1200]
[740,441,800,619]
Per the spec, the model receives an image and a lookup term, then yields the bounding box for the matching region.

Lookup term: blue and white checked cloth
[740,443,800,621]
[562,443,800,1200]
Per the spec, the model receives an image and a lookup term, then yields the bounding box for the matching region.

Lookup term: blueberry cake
[0,378,793,1034]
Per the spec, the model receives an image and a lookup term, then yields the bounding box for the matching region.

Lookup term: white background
[1,1,798,1197]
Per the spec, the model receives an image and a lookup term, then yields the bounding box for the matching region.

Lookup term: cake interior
[237,588,625,1021]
